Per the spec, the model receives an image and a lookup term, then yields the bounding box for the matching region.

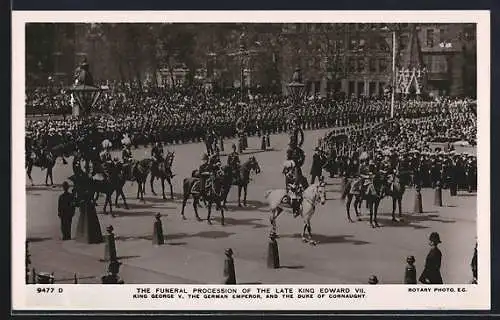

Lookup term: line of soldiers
[320,121,477,192]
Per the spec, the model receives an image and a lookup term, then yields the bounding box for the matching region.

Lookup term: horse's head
[249,156,261,174]
[317,181,327,205]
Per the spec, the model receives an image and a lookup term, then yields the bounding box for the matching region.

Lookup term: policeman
[419,232,444,284]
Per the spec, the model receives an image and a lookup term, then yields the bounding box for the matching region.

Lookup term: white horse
[265,181,326,245]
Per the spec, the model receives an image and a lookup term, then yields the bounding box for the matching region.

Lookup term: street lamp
[67,58,106,119]
[288,67,305,109]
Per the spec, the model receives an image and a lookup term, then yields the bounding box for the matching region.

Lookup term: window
[463,25,476,41]
[349,81,355,95]
[379,58,388,72]
[369,82,376,96]
[369,58,377,72]
[357,58,365,73]
[426,29,435,47]
[358,82,365,96]
[348,57,355,72]
[438,28,445,43]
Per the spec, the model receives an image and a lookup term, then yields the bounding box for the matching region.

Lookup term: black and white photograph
[12,11,490,311]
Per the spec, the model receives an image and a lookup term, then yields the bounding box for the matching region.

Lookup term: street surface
[25,128,477,284]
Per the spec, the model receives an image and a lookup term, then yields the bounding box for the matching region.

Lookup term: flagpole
[390,29,396,119]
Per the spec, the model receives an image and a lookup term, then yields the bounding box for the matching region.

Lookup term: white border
[12,11,490,311]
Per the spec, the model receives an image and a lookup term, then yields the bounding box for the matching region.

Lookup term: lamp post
[66,58,105,244]
[288,67,305,112]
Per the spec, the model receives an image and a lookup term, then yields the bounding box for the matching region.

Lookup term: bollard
[103,225,118,262]
[368,275,379,285]
[37,272,55,284]
[267,231,280,269]
[74,273,78,284]
[26,241,31,284]
[101,259,125,284]
[222,248,236,284]
[404,256,417,284]
[31,268,37,284]
[266,134,270,147]
[434,182,443,207]
[413,186,423,214]
[152,213,165,245]
[261,135,266,151]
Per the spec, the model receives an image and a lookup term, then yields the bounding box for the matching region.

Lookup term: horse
[265,181,327,245]
[342,177,366,223]
[150,151,175,200]
[181,168,226,225]
[364,175,387,228]
[50,141,75,165]
[222,156,261,208]
[384,173,406,222]
[343,175,386,227]
[69,170,117,216]
[26,150,56,186]
[91,162,128,216]
[131,158,153,201]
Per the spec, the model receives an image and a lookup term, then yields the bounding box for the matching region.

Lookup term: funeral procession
[24,23,478,285]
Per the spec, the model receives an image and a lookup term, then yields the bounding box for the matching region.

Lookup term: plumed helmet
[429,232,442,244]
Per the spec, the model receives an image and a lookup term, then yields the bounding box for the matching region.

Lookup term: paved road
[25,129,477,284]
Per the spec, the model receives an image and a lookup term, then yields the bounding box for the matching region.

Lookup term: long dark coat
[419,247,443,284]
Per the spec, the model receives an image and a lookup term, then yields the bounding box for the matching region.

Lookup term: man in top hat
[195,153,211,200]
[58,181,75,240]
[310,147,326,185]
[419,232,444,284]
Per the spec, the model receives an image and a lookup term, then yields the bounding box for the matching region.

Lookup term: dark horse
[343,175,386,227]
[69,169,119,216]
[222,156,261,208]
[150,151,175,200]
[26,150,56,186]
[181,169,226,225]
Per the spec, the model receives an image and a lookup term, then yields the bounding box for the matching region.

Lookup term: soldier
[419,232,444,284]
[197,153,211,200]
[58,181,75,240]
[151,141,164,172]
[100,140,112,163]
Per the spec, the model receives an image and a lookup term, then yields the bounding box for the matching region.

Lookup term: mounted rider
[286,135,306,180]
[195,153,213,200]
[282,159,304,218]
[227,144,241,183]
[121,134,135,181]
[151,141,164,172]
[99,139,113,179]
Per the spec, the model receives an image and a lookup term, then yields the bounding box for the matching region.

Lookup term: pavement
[26,128,477,284]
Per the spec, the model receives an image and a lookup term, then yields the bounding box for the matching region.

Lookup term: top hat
[429,232,442,244]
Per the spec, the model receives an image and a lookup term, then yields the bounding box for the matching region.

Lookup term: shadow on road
[191,231,236,239]
[212,216,267,229]
[374,213,455,229]
[280,265,305,270]
[26,185,60,192]
[281,233,370,245]
[27,236,53,243]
